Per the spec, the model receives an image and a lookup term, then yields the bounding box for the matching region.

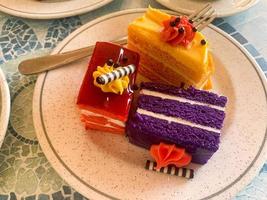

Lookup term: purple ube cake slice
[126,82,227,164]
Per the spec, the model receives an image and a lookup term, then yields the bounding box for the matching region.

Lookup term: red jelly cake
[77,42,140,134]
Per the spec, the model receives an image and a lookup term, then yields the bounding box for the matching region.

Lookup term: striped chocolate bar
[96,64,136,85]
[145,160,194,179]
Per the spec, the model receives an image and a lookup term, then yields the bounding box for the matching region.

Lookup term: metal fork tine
[191,6,213,23]
[189,4,212,21]
[196,15,217,31]
[188,3,211,19]
[193,9,215,27]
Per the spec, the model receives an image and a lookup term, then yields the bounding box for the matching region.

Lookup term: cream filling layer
[127,40,197,85]
[81,109,125,128]
[140,89,225,111]
[84,121,117,129]
[137,108,220,134]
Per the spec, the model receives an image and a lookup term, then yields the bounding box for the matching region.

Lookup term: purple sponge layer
[141,82,227,107]
[126,82,227,164]
[138,95,225,129]
[126,113,220,164]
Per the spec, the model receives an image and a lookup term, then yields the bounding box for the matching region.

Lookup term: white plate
[155,0,259,17]
[0,68,10,147]
[33,9,267,200]
[0,0,113,19]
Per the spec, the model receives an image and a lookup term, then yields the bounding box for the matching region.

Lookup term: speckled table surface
[0,0,266,200]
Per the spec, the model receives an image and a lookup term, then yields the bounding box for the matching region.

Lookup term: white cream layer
[84,120,116,129]
[140,89,225,111]
[81,109,125,128]
[137,108,220,134]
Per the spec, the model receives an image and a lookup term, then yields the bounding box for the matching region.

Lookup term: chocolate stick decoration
[96,64,136,85]
[145,160,194,179]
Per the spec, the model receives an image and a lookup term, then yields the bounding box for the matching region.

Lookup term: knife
[18,37,127,75]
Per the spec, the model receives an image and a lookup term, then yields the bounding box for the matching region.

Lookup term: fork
[18,5,216,75]
[188,4,216,31]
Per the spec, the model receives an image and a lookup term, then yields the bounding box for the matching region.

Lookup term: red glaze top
[77,42,140,122]
[160,16,196,47]
[150,142,192,169]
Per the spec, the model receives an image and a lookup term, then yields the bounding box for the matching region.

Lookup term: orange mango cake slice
[128,7,214,89]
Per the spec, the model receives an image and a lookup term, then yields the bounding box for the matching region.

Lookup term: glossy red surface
[77,42,140,122]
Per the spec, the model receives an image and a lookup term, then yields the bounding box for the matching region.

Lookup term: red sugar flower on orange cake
[160,16,196,47]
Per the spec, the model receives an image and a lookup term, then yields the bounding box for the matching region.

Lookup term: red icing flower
[150,142,192,170]
[160,16,196,47]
